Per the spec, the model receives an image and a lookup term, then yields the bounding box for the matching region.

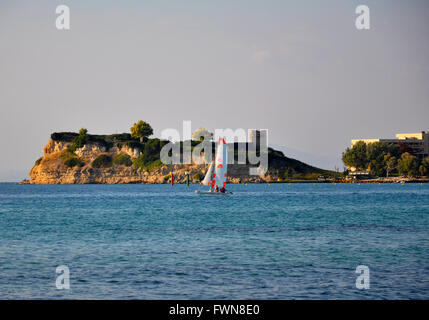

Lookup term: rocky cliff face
[28,138,270,184]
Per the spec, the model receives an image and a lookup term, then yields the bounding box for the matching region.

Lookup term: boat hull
[195,190,231,196]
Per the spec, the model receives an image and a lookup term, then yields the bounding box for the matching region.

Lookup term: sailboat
[195,137,232,195]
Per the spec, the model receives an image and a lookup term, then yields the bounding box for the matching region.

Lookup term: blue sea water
[0,182,428,299]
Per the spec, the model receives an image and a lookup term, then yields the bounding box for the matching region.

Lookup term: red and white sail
[213,137,228,189]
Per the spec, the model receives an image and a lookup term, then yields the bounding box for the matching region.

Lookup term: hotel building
[351,131,429,158]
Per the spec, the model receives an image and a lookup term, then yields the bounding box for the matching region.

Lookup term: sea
[0,182,428,299]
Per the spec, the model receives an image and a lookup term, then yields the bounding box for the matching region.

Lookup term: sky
[1,0,429,181]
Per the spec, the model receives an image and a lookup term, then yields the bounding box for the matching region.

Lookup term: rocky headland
[25,131,328,184]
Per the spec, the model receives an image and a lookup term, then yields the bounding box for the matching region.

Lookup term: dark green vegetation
[342,141,429,177]
[64,157,85,168]
[52,128,170,172]
[52,131,139,151]
[193,173,202,181]
[116,141,142,150]
[397,153,429,177]
[60,152,85,168]
[68,128,89,153]
[113,154,132,166]
[92,155,113,168]
[132,138,169,172]
[267,147,331,179]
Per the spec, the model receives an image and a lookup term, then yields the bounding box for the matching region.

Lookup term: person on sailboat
[195,137,231,195]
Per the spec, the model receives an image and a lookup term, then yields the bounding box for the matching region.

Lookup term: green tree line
[342,141,429,177]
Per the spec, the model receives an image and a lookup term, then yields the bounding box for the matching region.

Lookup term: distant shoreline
[15,178,429,185]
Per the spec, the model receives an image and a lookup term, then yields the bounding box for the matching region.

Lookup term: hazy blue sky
[1,0,428,181]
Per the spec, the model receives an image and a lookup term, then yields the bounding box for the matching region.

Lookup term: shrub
[292,173,303,179]
[133,157,162,173]
[192,173,204,182]
[51,132,78,142]
[64,157,84,168]
[35,157,43,166]
[145,159,163,172]
[61,151,85,168]
[61,149,74,160]
[290,173,320,180]
[126,141,143,149]
[113,153,132,166]
[283,168,292,179]
[131,139,169,172]
[193,173,202,181]
[67,128,89,153]
[92,154,113,168]
[133,155,145,170]
[304,173,321,180]
[116,141,142,150]
[87,135,113,150]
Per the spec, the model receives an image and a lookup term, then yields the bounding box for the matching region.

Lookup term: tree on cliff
[130,120,153,143]
[192,128,213,141]
[68,128,89,153]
